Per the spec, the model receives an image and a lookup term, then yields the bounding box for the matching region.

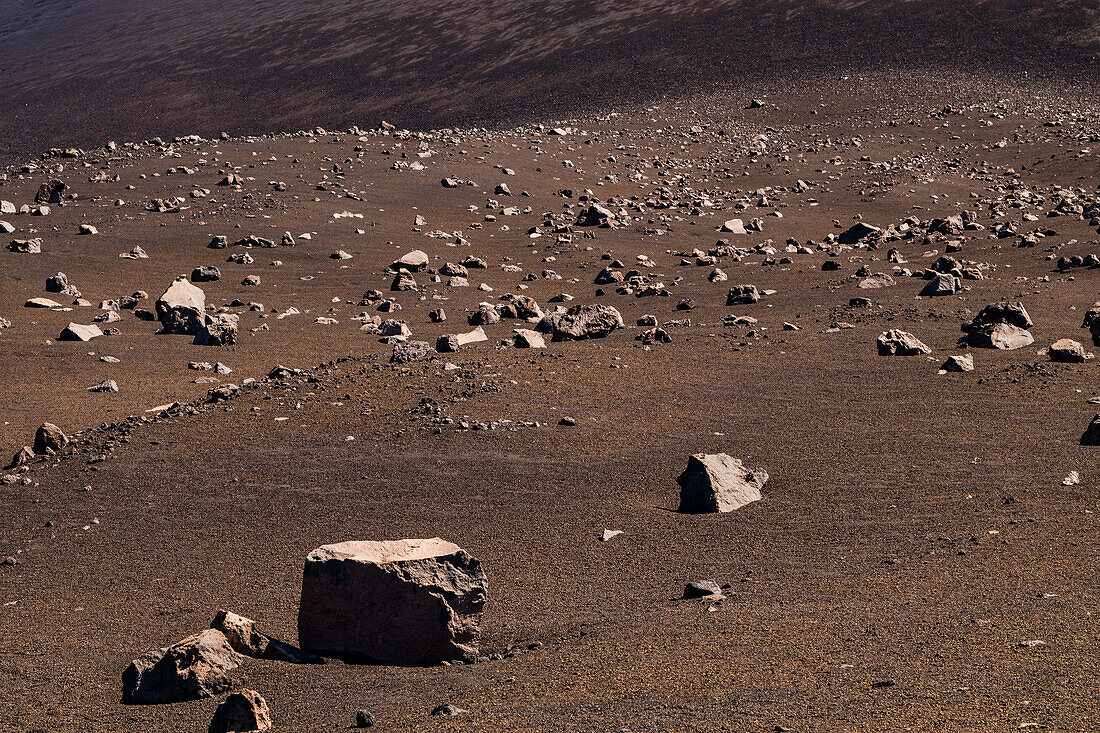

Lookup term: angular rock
[1049,338,1087,363]
[194,314,239,346]
[298,538,487,664]
[838,222,881,244]
[546,304,624,341]
[156,277,207,334]
[8,238,42,253]
[725,284,760,305]
[513,329,546,348]
[33,423,67,454]
[962,301,1033,332]
[59,322,103,341]
[877,329,931,356]
[35,179,66,204]
[390,340,433,364]
[920,273,959,296]
[1082,415,1100,446]
[940,354,974,373]
[720,218,747,235]
[208,689,272,733]
[191,266,221,282]
[121,628,242,704]
[677,453,768,513]
[391,250,428,271]
[964,323,1034,350]
[683,580,724,600]
[210,610,322,664]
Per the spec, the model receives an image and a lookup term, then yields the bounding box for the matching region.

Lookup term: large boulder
[156,277,207,334]
[877,329,931,356]
[33,423,67,454]
[298,538,488,665]
[725,284,761,305]
[391,250,428,271]
[677,453,769,513]
[208,689,272,733]
[1049,338,1088,363]
[920,273,959,297]
[964,323,1034,350]
[542,304,624,341]
[962,301,1033,333]
[121,628,242,704]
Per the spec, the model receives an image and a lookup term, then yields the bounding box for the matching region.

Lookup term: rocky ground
[2,68,1100,731]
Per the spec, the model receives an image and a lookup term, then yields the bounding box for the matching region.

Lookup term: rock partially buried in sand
[208,689,272,733]
[877,329,931,356]
[156,277,207,334]
[677,453,768,513]
[121,628,242,704]
[298,538,488,665]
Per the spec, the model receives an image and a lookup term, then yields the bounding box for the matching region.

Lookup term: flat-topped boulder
[298,538,487,665]
[59,322,103,341]
[677,453,769,513]
[391,250,428,271]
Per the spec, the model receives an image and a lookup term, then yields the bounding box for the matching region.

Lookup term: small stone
[430,704,467,717]
[355,710,375,728]
[558,416,576,426]
[877,329,931,356]
[1048,338,1087,363]
[683,580,724,600]
[208,689,272,733]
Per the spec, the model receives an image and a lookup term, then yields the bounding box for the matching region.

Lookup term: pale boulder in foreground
[677,453,769,513]
[121,628,242,704]
[298,538,487,665]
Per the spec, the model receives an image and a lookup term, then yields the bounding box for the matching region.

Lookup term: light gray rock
[920,273,959,296]
[391,250,428,271]
[59,322,103,341]
[298,538,487,665]
[964,323,1034,350]
[513,329,546,348]
[939,354,974,372]
[156,277,207,334]
[1049,338,1088,363]
[194,314,238,346]
[877,329,931,356]
[677,453,768,513]
[545,304,624,341]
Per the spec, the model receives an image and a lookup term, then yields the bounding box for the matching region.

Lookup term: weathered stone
[920,273,959,296]
[391,250,428,271]
[677,453,768,513]
[390,340,433,364]
[876,329,931,356]
[208,689,272,733]
[8,238,42,253]
[25,297,62,308]
[298,538,487,664]
[33,423,67,454]
[191,266,221,282]
[210,610,322,664]
[7,445,35,469]
[35,179,66,204]
[683,580,724,600]
[964,323,1034,350]
[838,222,881,244]
[576,203,614,227]
[858,274,895,289]
[940,354,974,372]
[121,628,242,704]
[513,329,546,348]
[546,304,624,341]
[156,277,207,334]
[720,218,747,234]
[725,284,760,305]
[1049,338,1088,363]
[194,314,239,346]
[962,301,1033,332]
[1082,414,1100,446]
[59,322,104,341]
